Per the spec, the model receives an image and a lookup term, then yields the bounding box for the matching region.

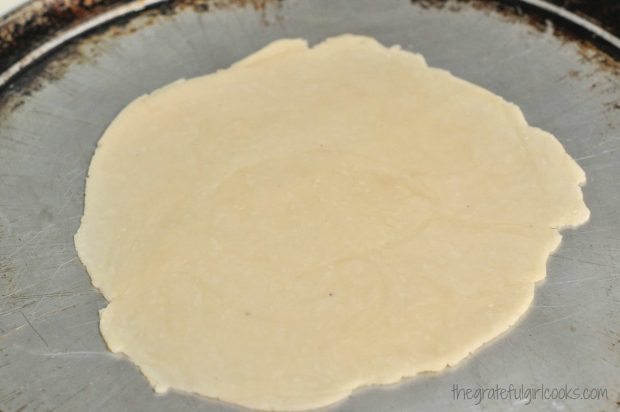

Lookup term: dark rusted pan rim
[1,0,620,95]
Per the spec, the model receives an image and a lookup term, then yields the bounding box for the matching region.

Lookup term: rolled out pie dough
[75,35,590,411]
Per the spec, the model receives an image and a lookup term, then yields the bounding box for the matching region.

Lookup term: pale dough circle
[75,35,589,411]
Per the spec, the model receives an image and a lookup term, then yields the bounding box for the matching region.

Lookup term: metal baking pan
[0,0,618,411]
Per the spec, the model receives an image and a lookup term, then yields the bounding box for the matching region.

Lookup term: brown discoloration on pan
[0,0,135,74]
[412,0,620,39]
[0,0,283,114]
[0,0,283,76]
[411,0,620,72]
[0,3,617,408]
[0,0,618,116]
[408,0,620,105]
[547,0,620,38]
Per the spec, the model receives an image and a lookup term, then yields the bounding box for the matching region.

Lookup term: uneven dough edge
[75,35,590,412]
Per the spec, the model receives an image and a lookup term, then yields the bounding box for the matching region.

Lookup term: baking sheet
[0,0,619,411]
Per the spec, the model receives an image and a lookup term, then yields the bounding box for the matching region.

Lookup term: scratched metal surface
[0,1,619,411]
